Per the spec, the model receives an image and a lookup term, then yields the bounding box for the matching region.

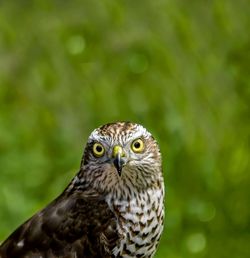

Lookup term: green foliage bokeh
[0,1,249,257]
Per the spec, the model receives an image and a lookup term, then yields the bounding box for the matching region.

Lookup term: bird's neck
[65,166,164,199]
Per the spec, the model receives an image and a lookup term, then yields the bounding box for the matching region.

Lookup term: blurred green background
[0,0,249,257]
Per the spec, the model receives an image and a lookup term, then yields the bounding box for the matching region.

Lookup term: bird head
[80,122,163,193]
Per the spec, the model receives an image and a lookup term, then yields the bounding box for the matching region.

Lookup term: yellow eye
[92,143,105,157]
[131,138,144,153]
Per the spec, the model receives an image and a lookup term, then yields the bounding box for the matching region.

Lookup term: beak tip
[113,158,123,176]
[117,168,122,176]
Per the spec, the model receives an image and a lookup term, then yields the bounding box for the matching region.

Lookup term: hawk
[0,122,164,258]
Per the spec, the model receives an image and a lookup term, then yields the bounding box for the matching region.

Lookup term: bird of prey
[0,122,164,258]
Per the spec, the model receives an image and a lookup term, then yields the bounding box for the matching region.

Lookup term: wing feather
[0,190,119,258]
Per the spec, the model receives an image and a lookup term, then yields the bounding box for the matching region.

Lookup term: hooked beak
[112,145,126,176]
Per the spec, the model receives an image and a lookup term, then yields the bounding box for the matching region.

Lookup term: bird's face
[81,122,162,191]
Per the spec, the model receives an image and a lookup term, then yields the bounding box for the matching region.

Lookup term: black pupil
[134,141,141,149]
[96,145,103,153]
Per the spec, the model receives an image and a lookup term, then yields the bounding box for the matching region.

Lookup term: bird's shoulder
[0,188,120,258]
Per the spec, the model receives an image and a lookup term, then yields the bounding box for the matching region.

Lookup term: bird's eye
[92,143,105,157]
[131,138,144,153]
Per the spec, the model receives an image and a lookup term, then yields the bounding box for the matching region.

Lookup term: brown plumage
[0,122,164,258]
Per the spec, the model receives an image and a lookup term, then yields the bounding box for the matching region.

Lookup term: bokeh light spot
[186,233,206,253]
[198,202,216,222]
[67,35,85,55]
[188,199,216,222]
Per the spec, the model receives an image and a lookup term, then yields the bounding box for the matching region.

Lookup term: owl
[0,122,164,258]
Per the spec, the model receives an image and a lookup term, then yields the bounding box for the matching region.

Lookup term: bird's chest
[107,188,164,258]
